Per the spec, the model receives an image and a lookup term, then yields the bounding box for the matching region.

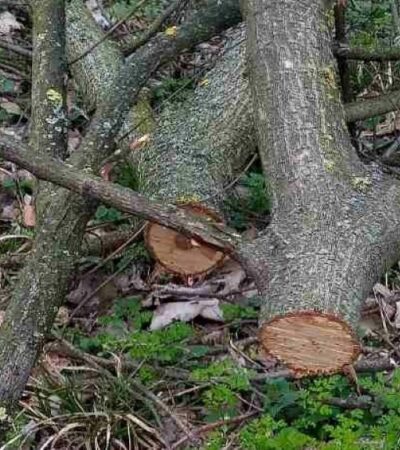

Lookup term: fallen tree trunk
[137,25,255,275]
[61,3,400,280]
[241,0,400,376]
[64,3,250,276]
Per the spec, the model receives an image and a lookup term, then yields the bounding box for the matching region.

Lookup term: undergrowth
[225,171,271,231]
[4,298,400,449]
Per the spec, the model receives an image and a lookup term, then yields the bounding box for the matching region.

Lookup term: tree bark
[66,0,124,111]
[135,25,251,209]
[241,0,400,375]
[0,0,69,424]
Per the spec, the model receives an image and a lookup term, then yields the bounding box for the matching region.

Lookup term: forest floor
[2,1,400,448]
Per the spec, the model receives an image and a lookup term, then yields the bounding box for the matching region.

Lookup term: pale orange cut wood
[145,203,225,276]
[260,311,360,376]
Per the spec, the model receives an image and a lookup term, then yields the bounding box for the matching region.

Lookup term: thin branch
[67,224,146,322]
[251,357,395,381]
[0,39,32,58]
[171,411,260,449]
[49,337,194,444]
[0,134,240,252]
[335,44,400,61]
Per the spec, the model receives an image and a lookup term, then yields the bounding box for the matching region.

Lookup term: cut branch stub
[145,203,225,276]
[259,311,361,376]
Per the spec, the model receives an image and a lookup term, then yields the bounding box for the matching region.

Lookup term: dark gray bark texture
[241,0,400,331]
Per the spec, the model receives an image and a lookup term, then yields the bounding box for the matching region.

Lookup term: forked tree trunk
[241,0,400,375]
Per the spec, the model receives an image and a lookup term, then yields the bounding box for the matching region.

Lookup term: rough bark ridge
[241,0,400,374]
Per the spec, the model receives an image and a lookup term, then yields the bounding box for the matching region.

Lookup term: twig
[0,62,28,79]
[171,410,259,449]
[66,251,135,324]
[375,330,400,360]
[202,154,258,203]
[123,0,183,56]
[86,222,145,275]
[324,395,373,410]
[229,338,263,369]
[51,336,195,445]
[0,39,32,58]
[0,253,27,269]
[252,357,396,382]
[0,234,32,243]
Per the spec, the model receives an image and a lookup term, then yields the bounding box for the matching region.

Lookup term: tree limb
[0,39,32,58]
[0,135,240,252]
[335,44,400,61]
[345,89,400,122]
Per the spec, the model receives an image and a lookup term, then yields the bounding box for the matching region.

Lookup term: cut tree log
[135,24,255,276]
[66,3,249,276]
[242,0,400,376]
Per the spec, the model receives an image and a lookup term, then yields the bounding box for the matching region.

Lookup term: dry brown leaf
[23,194,35,228]
[129,133,150,151]
[100,161,115,181]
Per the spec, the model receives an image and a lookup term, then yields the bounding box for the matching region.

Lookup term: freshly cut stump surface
[260,311,360,376]
[145,204,225,276]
